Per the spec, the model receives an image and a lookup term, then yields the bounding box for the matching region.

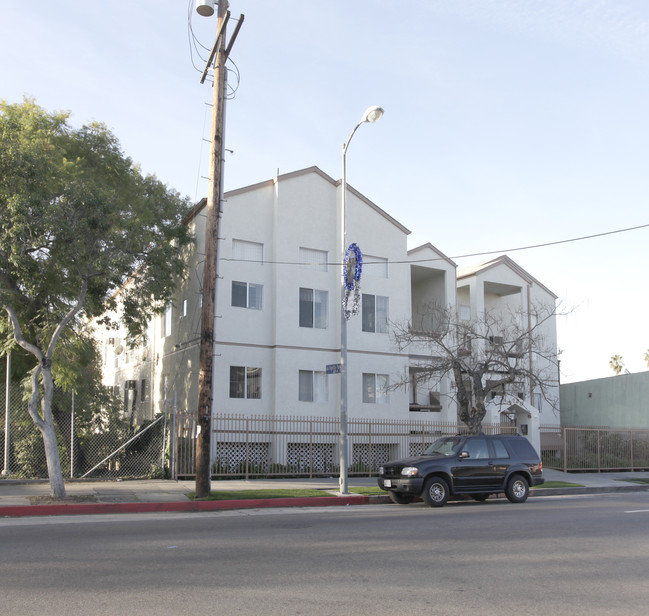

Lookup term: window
[299,247,328,272]
[299,370,328,402]
[492,438,510,459]
[362,294,388,333]
[229,366,262,399]
[463,438,489,459]
[488,335,505,347]
[163,303,172,337]
[124,380,137,413]
[299,288,327,328]
[459,304,471,321]
[363,373,389,404]
[232,239,263,264]
[363,255,388,278]
[181,299,187,318]
[140,379,147,402]
[232,281,263,309]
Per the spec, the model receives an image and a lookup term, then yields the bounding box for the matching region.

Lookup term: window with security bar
[229,366,262,399]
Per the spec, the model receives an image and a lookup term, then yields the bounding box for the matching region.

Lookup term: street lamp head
[196,0,215,17]
[361,105,384,124]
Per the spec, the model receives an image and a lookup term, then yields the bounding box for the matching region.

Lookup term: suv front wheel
[422,477,449,508]
[505,475,529,503]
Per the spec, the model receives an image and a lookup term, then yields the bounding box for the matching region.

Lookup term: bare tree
[392,303,560,434]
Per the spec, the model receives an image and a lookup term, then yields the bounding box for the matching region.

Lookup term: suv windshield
[424,437,463,456]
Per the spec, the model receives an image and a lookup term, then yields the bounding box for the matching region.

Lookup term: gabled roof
[407,242,457,269]
[457,254,557,299]
[183,166,411,235]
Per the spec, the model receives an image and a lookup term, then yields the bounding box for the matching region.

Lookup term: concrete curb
[2,486,647,518]
[0,494,390,518]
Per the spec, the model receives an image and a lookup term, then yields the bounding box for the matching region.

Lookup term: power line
[218,222,649,267]
[448,223,649,261]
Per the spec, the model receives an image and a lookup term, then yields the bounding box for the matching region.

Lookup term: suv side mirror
[459,451,470,460]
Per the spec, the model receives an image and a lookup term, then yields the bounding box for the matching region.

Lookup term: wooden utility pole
[195,1,243,498]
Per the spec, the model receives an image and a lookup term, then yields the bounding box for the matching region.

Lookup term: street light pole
[339,106,384,495]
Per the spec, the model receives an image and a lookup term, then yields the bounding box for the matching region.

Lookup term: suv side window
[507,437,537,459]
[463,438,489,459]
[491,438,510,458]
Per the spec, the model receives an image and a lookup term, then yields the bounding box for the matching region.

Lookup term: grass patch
[535,481,583,489]
[188,488,330,501]
[349,486,385,496]
[619,478,649,485]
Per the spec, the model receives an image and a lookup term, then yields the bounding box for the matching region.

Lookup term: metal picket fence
[540,425,649,472]
[173,414,519,479]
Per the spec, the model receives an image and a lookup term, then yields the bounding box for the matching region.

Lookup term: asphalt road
[1,492,648,615]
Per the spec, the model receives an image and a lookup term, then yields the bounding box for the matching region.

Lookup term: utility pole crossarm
[199,12,244,84]
[200,11,230,84]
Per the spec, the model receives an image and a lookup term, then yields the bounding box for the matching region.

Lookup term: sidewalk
[1,469,648,518]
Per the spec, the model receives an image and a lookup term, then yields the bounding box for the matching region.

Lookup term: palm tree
[610,355,624,376]
[644,350,649,368]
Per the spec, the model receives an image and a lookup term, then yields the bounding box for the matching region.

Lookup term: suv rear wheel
[505,475,529,503]
[422,477,449,507]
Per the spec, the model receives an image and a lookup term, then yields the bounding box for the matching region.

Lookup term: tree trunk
[459,405,486,435]
[32,365,67,499]
[39,419,66,499]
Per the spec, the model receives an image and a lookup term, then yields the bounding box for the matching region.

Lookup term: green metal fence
[541,425,649,472]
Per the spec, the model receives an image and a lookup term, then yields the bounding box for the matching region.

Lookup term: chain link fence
[1,380,170,480]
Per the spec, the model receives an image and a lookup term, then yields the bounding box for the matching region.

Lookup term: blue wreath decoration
[344,243,363,290]
[343,243,363,319]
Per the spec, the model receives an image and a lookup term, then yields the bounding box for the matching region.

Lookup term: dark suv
[378,434,544,507]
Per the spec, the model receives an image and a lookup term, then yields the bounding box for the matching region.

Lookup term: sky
[1,0,648,384]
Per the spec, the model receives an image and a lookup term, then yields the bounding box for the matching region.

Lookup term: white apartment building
[97,166,559,460]
[456,255,560,453]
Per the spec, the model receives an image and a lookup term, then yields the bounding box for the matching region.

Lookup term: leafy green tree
[0,99,192,498]
[644,350,649,369]
[609,355,624,376]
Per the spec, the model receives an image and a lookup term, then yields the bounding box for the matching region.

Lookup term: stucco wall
[560,372,649,428]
